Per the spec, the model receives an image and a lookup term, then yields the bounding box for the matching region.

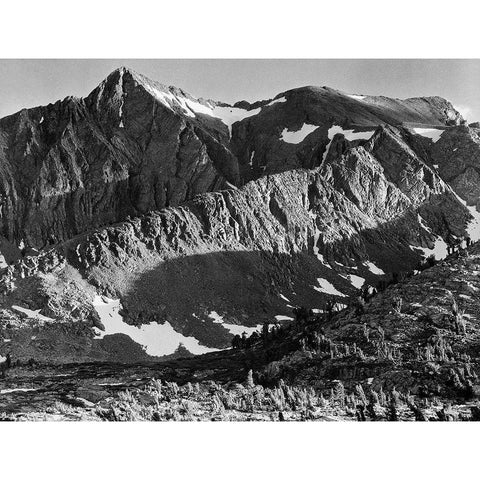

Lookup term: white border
[0,422,478,479]
[1,1,480,479]
[0,0,479,58]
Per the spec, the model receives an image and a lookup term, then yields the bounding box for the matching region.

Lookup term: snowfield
[210,105,261,136]
[313,278,347,297]
[12,305,55,322]
[0,388,37,395]
[93,296,218,356]
[327,125,375,142]
[323,125,375,161]
[412,214,449,260]
[347,94,366,100]
[413,128,444,143]
[364,261,385,275]
[411,239,448,260]
[311,221,332,269]
[142,83,261,136]
[341,274,365,289]
[281,124,319,144]
[266,96,287,106]
[208,311,263,336]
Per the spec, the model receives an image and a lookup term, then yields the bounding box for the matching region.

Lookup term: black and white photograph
[1,1,479,478]
[2,57,480,423]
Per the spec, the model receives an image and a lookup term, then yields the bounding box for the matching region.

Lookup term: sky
[0,59,479,121]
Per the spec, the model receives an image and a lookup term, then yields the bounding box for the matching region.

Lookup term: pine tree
[246,369,255,388]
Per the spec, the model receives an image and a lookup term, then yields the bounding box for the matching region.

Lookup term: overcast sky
[0,59,478,121]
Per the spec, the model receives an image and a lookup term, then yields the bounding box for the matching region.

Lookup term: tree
[231,335,241,349]
[261,322,270,341]
[246,369,255,388]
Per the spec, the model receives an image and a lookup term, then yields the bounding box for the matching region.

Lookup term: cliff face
[0,68,235,252]
[0,68,475,363]
[429,125,480,208]
[0,68,464,255]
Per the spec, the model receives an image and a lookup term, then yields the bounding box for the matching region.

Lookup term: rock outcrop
[430,125,480,208]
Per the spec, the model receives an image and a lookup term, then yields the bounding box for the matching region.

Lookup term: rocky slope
[0,68,478,364]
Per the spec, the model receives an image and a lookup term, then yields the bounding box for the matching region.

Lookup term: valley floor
[0,365,480,421]
[0,361,478,421]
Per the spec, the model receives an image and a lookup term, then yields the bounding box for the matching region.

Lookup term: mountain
[0,67,479,365]
[0,67,466,254]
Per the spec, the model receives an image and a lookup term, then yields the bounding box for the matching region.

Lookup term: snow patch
[143,82,260,137]
[221,323,263,336]
[364,261,385,275]
[266,96,287,106]
[281,124,319,144]
[248,151,255,167]
[207,310,262,336]
[413,214,449,260]
[0,388,37,395]
[411,239,448,261]
[413,128,444,143]
[311,224,331,269]
[452,192,480,242]
[327,125,375,142]
[313,278,347,297]
[211,105,261,136]
[93,296,217,356]
[347,274,365,289]
[208,311,224,324]
[323,125,375,161]
[347,94,366,100]
[12,305,55,322]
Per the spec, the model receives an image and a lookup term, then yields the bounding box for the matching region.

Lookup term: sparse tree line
[82,373,480,422]
[231,230,476,354]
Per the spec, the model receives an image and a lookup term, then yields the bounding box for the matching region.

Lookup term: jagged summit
[86,68,465,129]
